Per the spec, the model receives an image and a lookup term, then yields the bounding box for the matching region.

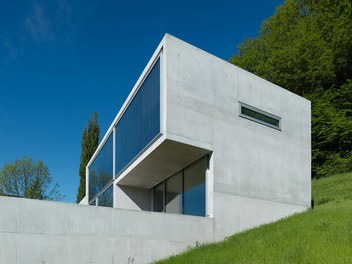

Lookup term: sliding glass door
[153,157,206,217]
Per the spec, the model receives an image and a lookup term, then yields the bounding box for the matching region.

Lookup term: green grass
[312,172,352,206]
[157,172,352,264]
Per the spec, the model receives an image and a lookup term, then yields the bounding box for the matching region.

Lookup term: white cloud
[57,0,72,25]
[25,2,54,42]
[56,0,74,43]
[24,1,77,44]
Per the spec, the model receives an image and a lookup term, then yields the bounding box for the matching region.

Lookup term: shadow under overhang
[116,139,211,189]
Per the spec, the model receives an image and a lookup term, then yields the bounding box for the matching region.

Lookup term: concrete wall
[212,192,307,240]
[72,34,310,260]
[0,196,214,264]
[0,35,311,263]
[114,185,150,211]
[164,34,311,239]
[79,195,88,205]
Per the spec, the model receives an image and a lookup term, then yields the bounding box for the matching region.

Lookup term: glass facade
[153,157,207,217]
[115,59,160,176]
[88,133,113,202]
[183,158,206,216]
[87,57,161,208]
[98,185,113,207]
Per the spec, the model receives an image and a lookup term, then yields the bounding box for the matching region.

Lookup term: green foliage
[308,83,352,177]
[0,156,64,201]
[76,112,100,203]
[157,172,352,263]
[230,0,352,177]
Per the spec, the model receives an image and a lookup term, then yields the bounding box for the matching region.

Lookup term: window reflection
[88,133,113,202]
[153,157,206,217]
[115,60,160,176]
[184,158,206,217]
[98,185,113,207]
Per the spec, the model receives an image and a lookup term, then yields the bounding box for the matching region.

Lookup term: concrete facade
[0,196,213,264]
[107,34,310,226]
[85,33,310,258]
[162,35,311,240]
[0,34,311,263]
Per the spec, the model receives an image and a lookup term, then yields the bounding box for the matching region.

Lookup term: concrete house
[0,34,311,264]
[79,33,310,261]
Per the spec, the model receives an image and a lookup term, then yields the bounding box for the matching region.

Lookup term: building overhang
[115,139,211,189]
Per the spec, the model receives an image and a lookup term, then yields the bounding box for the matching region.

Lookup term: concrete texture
[117,139,210,189]
[212,192,307,241]
[114,185,150,210]
[83,33,310,236]
[164,34,311,238]
[0,196,214,264]
[74,33,310,260]
[79,195,88,205]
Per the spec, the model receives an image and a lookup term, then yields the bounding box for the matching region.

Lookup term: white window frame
[239,102,281,131]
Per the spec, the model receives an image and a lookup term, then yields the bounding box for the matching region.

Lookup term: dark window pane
[115,60,160,176]
[98,185,113,207]
[183,158,206,217]
[241,106,280,128]
[154,182,164,212]
[165,172,182,214]
[88,133,113,201]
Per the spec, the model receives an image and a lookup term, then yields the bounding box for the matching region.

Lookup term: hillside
[157,172,352,264]
[230,0,352,178]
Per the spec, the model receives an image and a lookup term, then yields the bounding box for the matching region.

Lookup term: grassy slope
[157,172,352,264]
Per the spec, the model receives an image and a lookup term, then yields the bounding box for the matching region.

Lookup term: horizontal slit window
[240,102,281,130]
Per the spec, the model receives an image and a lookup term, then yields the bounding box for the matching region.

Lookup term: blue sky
[0,0,283,203]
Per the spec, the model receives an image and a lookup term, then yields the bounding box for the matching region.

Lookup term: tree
[76,112,100,203]
[0,156,64,200]
[230,0,352,177]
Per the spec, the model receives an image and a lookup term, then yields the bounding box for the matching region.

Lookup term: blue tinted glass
[183,158,206,217]
[98,185,113,207]
[88,133,113,201]
[115,59,160,175]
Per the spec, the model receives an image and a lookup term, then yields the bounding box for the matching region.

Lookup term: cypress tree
[76,112,100,203]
